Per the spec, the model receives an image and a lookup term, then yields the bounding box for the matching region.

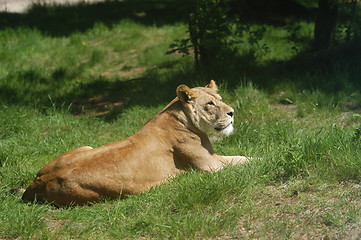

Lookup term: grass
[1,1,361,239]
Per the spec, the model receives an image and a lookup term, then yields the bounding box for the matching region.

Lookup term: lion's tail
[8,188,26,195]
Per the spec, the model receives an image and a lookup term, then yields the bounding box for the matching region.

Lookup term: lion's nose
[227,111,234,117]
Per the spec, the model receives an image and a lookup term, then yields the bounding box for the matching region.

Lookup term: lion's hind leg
[22,146,94,204]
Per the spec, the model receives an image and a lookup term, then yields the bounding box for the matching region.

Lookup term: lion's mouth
[214,122,233,132]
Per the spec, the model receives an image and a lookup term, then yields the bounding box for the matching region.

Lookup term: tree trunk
[314,0,339,49]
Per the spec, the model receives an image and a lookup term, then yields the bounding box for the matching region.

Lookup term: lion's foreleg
[216,155,252,167]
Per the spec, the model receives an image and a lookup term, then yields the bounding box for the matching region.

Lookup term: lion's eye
[207,101,215,106]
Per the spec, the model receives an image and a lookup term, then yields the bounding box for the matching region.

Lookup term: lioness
[21,80,250,206]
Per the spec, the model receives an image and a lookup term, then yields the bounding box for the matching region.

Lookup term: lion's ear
[176,85,198,103]
[206,80,218,91]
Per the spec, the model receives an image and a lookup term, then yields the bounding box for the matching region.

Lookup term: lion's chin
[215,123,234,136]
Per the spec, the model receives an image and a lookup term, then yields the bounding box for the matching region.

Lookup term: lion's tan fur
[22,81,250,206]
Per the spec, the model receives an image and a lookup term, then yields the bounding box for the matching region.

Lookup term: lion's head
[176,80,235,136]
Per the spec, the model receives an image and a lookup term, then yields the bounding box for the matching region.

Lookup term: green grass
[1,1,361,239]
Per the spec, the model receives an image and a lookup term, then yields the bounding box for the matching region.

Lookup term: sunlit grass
[1,1,361,239]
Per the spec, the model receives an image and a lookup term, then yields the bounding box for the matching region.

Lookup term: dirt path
[0,0,106,13]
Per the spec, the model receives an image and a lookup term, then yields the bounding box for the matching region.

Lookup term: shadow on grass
[67,64,197,122]
[2,44,361,123]
[277,37,361,93]
[0,0,197,122]
[0,58,196,122]
[1,0,360,121]
[0,0,191,36]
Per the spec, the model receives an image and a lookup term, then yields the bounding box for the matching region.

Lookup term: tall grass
[1,1,361,239]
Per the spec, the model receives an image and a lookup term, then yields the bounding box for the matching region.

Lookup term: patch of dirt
[72,95,127,117]
[341,101,361,113]
[231,182,361,240]
[270,91,297,116]
[45,218,69,236]
[102,66,147,79]
[121,67,148,77]
[272,103,297,115]
[339,112,354,127]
